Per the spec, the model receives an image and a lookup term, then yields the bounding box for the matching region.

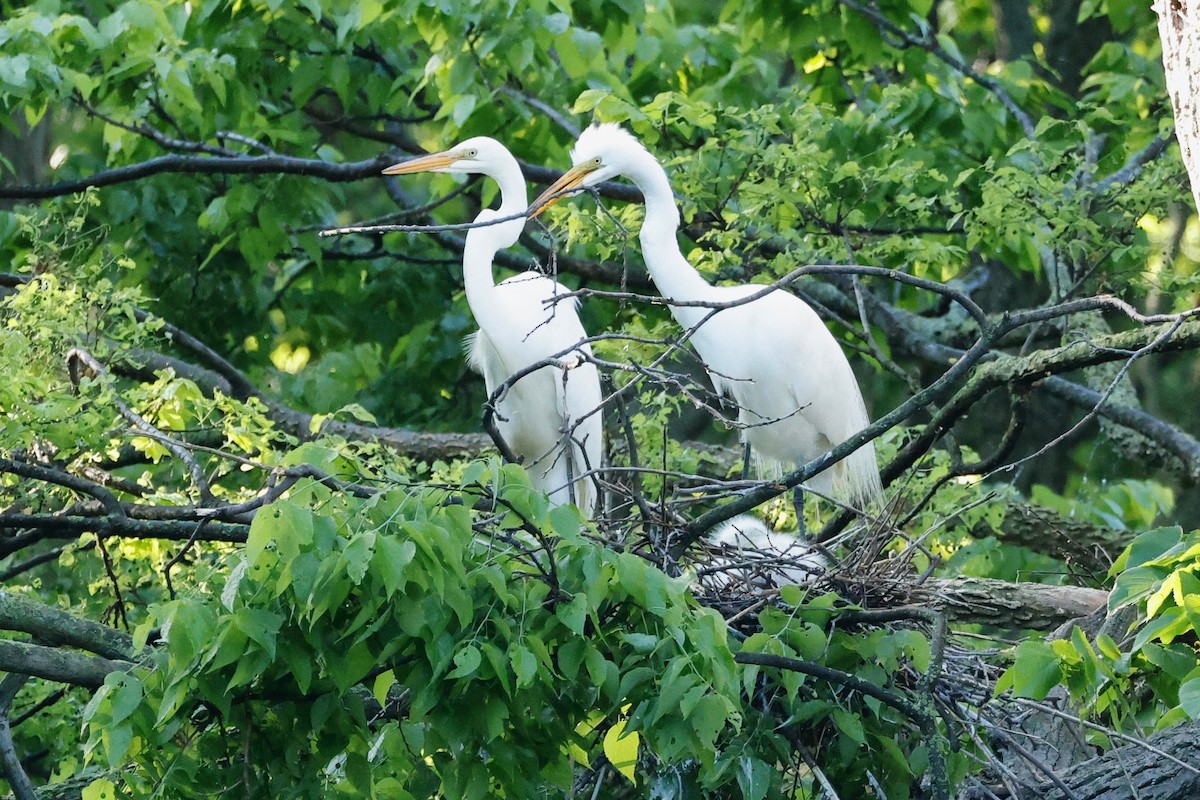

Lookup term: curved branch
[68,348,214,504]
[862,292,1200,483]
[1039,373,1200,477]
[0,458,124,517]
[1096,132,1175,193]
[969,500,1128,574]
[0,274,495,464]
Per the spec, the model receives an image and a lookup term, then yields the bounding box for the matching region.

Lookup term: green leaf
[556,593,587,635]
[735,756,772,800]
[778,584,806,605]
[246,500,313,568]
[107,673,143,726]
[448,644,482,680]
[373,535,416,597]
[572,88,611,114]
[833,707,865,745]
[235,607,282,660]
[1180,574,1200,631]
[620,632,658,653]
[691,694,733,748]
[372,671,396,705]
[1140,643,1194,680]
[1178,670,1200,719]
[602,718,640,785]
[0,54,31,89]
[1133,607,1192,649]
[996,641,1061,699]
[1115,527,1184,573]
[81,778,117,800]
[511,644,538,688]
[280,637,314,694]
[1110,566,1168,610]
[104,721,133,765]
[342,531,376,585]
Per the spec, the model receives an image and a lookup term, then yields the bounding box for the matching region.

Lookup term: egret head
[382,136,511,177]
[529,123,649,216]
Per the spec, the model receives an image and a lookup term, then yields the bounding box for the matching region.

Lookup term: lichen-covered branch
[0,591,132,660]
[911,579,1107,630]
[0,640,129,687]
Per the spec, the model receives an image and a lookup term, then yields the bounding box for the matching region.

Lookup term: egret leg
[792,486,806,537]
[741,442,752,481]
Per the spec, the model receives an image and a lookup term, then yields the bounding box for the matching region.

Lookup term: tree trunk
[1045,0,1112,95]
[1035,719,1200,799]
[993,0,1035,61]
[1157,0,1200,213]
[0,115,48,209]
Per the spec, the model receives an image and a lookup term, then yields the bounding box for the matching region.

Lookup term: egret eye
[591,156,602,166]
[464,148,478,158]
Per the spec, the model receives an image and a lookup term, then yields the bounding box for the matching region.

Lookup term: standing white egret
[530,124,881,511]
[384,137,603,515]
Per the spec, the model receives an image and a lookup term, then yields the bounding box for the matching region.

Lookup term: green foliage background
[2,0,1200,798]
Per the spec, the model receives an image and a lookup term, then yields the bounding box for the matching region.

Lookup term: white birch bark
[1156,0,1200,212]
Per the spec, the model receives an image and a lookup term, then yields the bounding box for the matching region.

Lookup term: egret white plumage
[384,137,603,515]
[707,515,827,590]
[530,124,881,511]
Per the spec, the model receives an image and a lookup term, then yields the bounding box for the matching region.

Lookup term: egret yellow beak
[382,150,460,175]
[528,162,600,217]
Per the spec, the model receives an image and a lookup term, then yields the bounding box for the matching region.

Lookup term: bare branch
[0,152,397,200]
[0,514,248,553]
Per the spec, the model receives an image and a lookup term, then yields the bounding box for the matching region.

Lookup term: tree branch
[0,150,642,204]
[0,458,124,518]
[0,674,36,800]
[0,591,132,661]
[969,500,1129,574]
[1035,717,1200,799]
[910,579,1107,630]
[0,515,248,555]
[0,640,129,688]
[837,0,1037,139]
[0,153,397,199]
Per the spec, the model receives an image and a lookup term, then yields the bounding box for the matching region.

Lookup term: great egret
[530,123,881,512]
[707,515,827,590]
[384,137,603,515]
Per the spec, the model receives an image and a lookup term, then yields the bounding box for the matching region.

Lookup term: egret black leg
[740,442,753,481]
[792,485,806,537]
